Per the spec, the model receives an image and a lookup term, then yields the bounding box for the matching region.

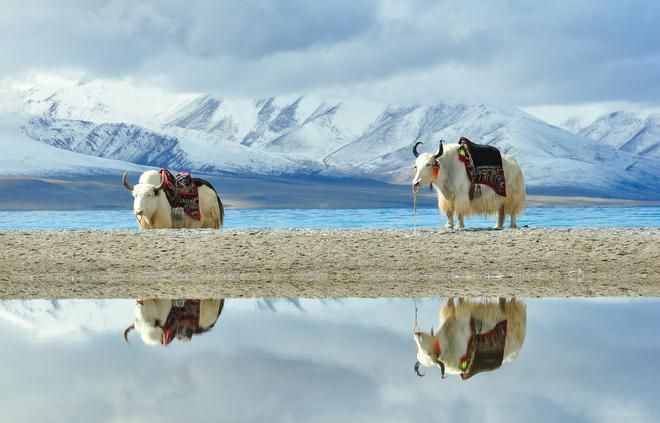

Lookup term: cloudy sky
[0,298,659,422]
[2,0,659,120]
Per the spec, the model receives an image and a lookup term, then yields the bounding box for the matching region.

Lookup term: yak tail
[217,195,225,226]
[193,178,224,226]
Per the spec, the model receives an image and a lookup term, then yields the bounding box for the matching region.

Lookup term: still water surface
[0,297,658,421]
[1,206,660,230]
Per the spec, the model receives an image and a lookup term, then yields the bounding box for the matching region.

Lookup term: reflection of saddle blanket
[163,300,202,345]
[459,319,508,380]
[457,137,507,198]
[160,169,201,220]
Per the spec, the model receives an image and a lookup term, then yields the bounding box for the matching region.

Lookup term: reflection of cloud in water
[0,298,658,421]
[0,299,133,340]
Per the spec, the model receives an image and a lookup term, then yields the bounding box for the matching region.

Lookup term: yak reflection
[413,298,526,380]
[124,299,225,346]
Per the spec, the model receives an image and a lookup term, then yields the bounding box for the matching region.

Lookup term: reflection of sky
[0,298,659,422]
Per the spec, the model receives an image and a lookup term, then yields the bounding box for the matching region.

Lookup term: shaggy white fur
[133,299,172,345]
[126,170,223,229]
[413,144,526,229]
[127,299,223,346]
[414,298,527,377]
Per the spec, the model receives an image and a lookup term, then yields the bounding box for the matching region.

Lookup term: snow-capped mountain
[25,117,191,170]
[2,75,660,200]
[573,111,660,158]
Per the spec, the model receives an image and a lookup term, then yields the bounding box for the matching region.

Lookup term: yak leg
[495,206,505,229]
[445,208,455,229]
[458,214,465,229]
[510,213,518,229]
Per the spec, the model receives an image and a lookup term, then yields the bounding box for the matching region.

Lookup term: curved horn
[415,361,425,377]
[153,172,165,191]
[413,142,423,158]
[434,140,444,159]
[122,172,134,192]
[436,359,446,379]
[123,325,134,344]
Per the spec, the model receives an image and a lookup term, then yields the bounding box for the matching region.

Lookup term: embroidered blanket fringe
[162,300,202,344]
[459,319,508,380]
[457,137,507,199]
[160,168,201,220]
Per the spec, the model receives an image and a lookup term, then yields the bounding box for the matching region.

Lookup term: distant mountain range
[1,76,659,201]
[568,111,660,158]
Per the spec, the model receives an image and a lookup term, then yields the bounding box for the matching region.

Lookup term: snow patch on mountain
[0,113,145,176]
[24,117,191,170]
[576,111,660,158]
[2,74,660,199]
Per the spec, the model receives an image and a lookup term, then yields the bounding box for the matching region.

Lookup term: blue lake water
[0,297,658,421]
[0,206,659,230]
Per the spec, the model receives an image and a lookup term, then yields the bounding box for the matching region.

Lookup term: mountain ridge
[2,76,660,200]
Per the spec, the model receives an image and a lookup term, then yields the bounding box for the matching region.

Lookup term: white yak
[122,170,223,229]
[412,141,525,229]
[123,299,225,346]
[414,298,526,380]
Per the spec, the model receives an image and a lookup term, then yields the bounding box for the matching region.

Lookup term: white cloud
[1,1,659,108]
[0,298,659,421]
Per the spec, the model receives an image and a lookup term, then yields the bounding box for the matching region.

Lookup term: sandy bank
[1,228,658,299]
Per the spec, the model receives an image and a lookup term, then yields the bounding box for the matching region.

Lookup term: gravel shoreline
[1,228,658,299]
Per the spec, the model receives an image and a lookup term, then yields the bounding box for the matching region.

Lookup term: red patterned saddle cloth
[457,137,507,198]
[459,319,508,380]
[160,168,201,220]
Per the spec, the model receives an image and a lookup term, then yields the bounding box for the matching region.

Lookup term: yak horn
[413,141,423,158]
[153,173,165,191]
[122,172,134,192]
[123,325,134,344]
[436,359,446,379]
[434,141,444,159]
[415,361,425,377]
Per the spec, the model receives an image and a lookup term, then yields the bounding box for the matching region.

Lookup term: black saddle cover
[457,137,507,198]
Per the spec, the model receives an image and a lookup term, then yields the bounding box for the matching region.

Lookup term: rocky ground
[1,228,658,299]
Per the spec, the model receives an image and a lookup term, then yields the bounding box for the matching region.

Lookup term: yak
[123,170,223,229]
[412,140,525,229]
[414,298,526,380]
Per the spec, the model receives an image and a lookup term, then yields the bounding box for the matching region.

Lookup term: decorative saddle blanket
[160,169,201,220]
[162,300,202,345]
[457,137,507,199]
[459,318,508,380]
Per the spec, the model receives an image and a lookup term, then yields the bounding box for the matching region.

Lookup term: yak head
[122,171,165,222]
[413,329,446,378]
[124,299,172,346]
[412,141,443,193]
